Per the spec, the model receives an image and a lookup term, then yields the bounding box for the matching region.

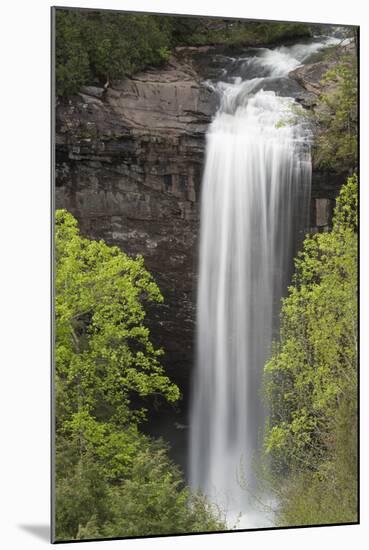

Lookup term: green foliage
[103,448,224,538]
[263,176,358,525]
[55,434,225,541]
[55,449,111,540]
[55,11,90,97]
[174,20,310,47]
[275,394,357,526]
[54,210,224,541]
[55,10,173,96]
[314,54,358,173]
[333,173,358,230]
[55,209,179,427]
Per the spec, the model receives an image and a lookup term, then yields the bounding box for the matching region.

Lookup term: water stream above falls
[189,36,338,528]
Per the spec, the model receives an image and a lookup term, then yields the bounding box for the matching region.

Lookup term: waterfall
[188,39,323,528]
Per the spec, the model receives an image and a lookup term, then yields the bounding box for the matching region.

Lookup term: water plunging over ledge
[188,37,337,528]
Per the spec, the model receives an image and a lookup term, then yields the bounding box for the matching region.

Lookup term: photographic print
[52,7,358,543]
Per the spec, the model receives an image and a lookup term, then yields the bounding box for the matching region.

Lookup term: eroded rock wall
[56,57,218,403]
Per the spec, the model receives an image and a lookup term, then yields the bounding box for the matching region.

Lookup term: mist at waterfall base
[189,37,339,529]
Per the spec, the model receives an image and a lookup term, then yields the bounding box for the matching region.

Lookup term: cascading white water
[188,38,336,528]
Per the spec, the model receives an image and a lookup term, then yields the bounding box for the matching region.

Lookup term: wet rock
[289,42,356,104]
[289,60,332,97]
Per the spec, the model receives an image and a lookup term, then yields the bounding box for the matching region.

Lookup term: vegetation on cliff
[313,52,358,173]
[54,9,310,96]
[54,210,225,541]
[263,175,358,525]
[55,11,173,97]
[279,38,357,175]
[170,18,310,47]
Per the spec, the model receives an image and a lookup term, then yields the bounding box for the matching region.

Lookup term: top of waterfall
[224,36,341,82]
[207,35,343,117]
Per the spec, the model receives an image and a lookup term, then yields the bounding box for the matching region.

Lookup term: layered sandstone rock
[55,56,218,421]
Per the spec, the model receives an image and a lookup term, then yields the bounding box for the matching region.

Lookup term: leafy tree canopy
[55,10,172,96]
[55,208,179,429]
[54,210,224,540]
[263,175,358,525]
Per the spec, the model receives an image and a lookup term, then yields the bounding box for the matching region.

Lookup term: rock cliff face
[56,56,218,458]
[55,46,346,466]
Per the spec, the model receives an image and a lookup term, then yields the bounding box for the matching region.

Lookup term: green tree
[54,209,224,540]
[55,208,179,424]
[263,176,358,525]
[55,10,172,96]
[55,10,90,97]
[55,434,225,541]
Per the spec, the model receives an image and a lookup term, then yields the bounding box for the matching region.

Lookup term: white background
[1,0,367,548]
